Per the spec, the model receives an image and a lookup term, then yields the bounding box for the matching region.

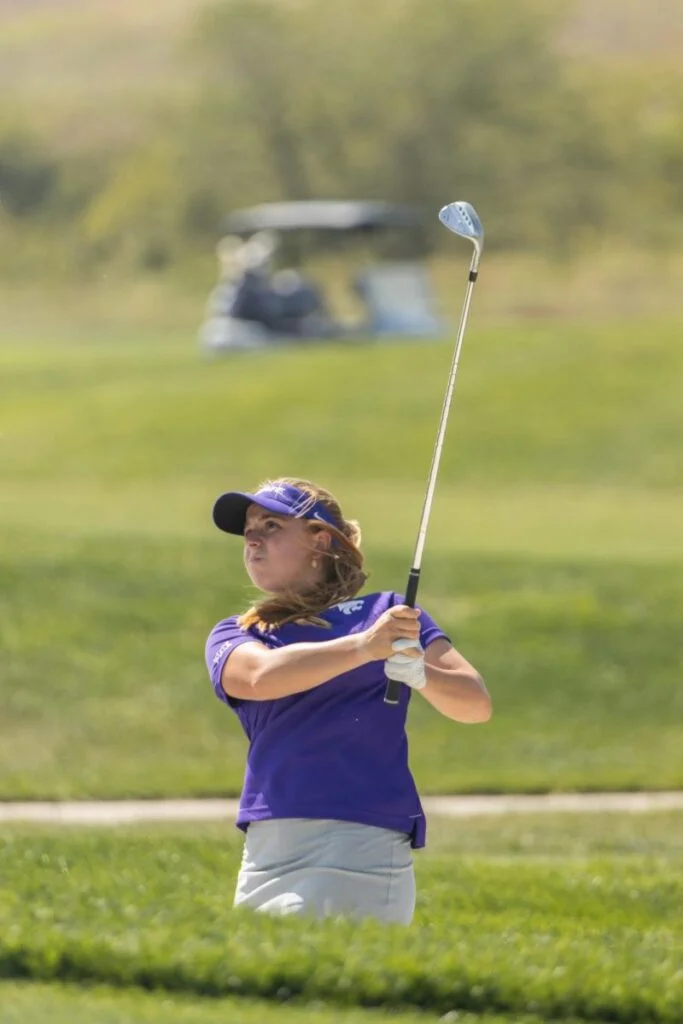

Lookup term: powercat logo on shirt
[334,600,365,615]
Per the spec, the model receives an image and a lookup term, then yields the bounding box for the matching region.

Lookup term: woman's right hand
[357,605,422,661]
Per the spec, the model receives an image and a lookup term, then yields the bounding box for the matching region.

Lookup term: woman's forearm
[226,635,370,701]
[421,664,492,723]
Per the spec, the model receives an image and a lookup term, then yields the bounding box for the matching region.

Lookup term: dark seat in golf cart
[199,200,443,353]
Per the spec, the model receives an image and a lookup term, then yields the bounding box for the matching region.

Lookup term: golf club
[384,200,484,705]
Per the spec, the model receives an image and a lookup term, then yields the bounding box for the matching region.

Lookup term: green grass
[0,327,682,798]
[0,983,594,1024]
[0,986,570,1024]
[1,537,682,798]
[0,813,681,1023]
[2,324,682,491]
[1,980,499,1024]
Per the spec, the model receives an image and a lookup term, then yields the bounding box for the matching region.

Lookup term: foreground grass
[0,981,488,1024]
[0,813,680,1023]
[0,984,565,1024]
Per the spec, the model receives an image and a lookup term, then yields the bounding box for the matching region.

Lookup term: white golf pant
[233,817,416,926]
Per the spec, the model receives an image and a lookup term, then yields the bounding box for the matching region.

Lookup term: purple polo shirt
[204,590,449,849]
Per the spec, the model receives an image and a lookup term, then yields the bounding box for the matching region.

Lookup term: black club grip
[384,569,420,705]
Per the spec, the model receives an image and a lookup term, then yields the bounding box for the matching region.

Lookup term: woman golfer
[205,478,491,925]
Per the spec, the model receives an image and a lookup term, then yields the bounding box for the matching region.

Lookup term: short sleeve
[388,591,451,650]
[417,604,451,649]
[205,617,261,706]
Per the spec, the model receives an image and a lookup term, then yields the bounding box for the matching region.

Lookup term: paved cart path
[1,791,682,825]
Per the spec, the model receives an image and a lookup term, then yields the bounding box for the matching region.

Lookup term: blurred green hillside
[562,0,683,64]
[2,0,683,294]
[1,0,681,134]
[0,0,201,146]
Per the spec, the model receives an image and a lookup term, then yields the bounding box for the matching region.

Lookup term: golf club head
[438,201,484,268]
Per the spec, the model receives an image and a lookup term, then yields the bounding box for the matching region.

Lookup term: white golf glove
[384,637,427,690]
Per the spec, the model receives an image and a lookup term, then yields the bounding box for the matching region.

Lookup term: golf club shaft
[384,260,479,705]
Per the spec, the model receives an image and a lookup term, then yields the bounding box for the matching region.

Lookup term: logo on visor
[266,483,289,499]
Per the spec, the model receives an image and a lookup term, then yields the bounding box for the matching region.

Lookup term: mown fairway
[0,983,551,1024]
[1,324,682,798]
[1,812,680,1022]
[1,984,523,1024]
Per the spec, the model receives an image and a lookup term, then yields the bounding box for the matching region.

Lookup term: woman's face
[243,504,327,593]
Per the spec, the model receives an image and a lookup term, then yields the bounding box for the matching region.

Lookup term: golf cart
[198,200,443,353]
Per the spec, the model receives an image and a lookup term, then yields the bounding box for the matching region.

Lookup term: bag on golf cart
[198,200,444,353]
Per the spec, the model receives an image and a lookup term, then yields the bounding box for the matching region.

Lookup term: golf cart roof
[223,200,422,236]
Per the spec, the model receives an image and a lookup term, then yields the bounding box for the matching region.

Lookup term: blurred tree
[80,140,182,270]
[645,84,683,233]
[189,0,623,254]
[193,0,313,201]
[0,134,56,217]
[3,0,682,277]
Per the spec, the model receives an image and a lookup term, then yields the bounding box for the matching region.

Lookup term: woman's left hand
[384,638,427,690]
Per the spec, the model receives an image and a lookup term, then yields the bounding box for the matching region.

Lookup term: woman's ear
[312,528,332,553]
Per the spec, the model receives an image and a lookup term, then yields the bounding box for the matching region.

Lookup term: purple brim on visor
[212,483,339,536]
